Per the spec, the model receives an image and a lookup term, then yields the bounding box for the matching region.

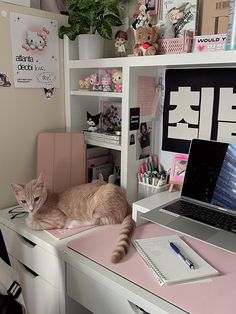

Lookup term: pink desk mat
[67,223,236,314]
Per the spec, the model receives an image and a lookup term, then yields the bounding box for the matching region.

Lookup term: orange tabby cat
[11,174,135,263]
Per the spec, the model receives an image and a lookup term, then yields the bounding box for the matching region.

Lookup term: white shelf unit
[64,35,236,204]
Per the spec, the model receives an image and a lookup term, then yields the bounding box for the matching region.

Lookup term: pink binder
[37,132,86,192]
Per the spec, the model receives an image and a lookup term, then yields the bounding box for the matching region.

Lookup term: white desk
[0,192,193,314]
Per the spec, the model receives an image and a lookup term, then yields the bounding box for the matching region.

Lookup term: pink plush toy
[101,70,113,92]
[111,69,122,93]
[88,73,102,91]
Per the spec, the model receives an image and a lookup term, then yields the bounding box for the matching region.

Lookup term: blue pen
[169,242,194,269]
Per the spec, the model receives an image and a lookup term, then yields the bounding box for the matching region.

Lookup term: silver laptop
[143,139,236,253]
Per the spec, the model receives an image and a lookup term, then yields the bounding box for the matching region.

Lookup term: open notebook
[132,234,219,286]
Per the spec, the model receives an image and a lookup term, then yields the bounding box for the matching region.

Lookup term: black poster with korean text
[162,68,236,154]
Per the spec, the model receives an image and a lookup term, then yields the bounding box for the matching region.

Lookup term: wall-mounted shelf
[71,90,122,97]
[64,35,236,204]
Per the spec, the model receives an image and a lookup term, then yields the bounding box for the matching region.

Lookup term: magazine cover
[100,101,122,132]
[160,0,199,37]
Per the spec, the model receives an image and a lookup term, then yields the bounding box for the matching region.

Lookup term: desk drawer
[67,264,149,314]
[1,224,59,287]
[10,255,59,314]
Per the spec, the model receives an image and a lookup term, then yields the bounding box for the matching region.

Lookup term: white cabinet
[64,35,236,204]
[0,208,90,314]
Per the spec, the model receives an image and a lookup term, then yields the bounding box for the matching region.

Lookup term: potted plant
[59,0,126,59]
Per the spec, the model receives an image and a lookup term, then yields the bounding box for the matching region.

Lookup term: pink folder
[37,132,86,192]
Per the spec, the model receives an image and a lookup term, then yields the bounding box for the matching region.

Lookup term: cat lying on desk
[11,174,135,263]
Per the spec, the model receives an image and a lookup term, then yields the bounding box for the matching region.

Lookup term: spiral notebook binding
[133,240,167,286]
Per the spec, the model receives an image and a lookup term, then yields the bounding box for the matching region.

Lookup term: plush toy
[88,73,102,91]
[101,70,113,92]
[87,112,101,132]
[157,20,175,39]
[133,26,159,56]
[111,69,122,93]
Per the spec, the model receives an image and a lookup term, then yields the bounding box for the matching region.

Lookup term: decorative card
[160,0,199,37]
[10,12,60,88]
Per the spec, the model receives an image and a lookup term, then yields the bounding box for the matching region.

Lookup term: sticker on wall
[0,73,11,87]
[43,87,55,99]
[129,133,135,145]
[163,68,236,154]
[129,107,140,130]
[10,13,60,88]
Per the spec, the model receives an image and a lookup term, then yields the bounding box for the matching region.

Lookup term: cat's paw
[65,219,82,229]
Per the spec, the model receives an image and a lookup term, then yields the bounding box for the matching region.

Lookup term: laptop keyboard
[163,200,236,233]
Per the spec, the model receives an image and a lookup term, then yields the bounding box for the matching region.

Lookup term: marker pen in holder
[226,0,236,50]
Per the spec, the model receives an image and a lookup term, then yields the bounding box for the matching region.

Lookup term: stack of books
[83,130,121,145]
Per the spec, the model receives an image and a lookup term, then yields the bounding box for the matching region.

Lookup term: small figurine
[101,70,113,92]
[79,77,90,90]
[114,30,128,57]
[88,73,102,91]
[132,4,152,30]
[87,112,101,132]
[79,79,85,89]
[84,78,90,89]
[111,69,122,93]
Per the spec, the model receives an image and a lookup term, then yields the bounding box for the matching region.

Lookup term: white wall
[0,2,68,209]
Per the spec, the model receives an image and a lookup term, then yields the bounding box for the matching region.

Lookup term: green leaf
[97,20,112,40]
[58,25,78,40]
[104,14,123,26]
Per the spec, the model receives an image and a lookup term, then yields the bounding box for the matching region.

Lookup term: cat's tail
[111,214,135,264]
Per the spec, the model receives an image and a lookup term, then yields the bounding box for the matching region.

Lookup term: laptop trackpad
[208,231,236,254]
[167,217,218,240]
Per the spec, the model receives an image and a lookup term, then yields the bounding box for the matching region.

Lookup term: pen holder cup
[138,182,169,200]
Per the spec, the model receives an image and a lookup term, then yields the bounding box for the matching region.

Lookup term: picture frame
[144,0,158,15]
[100,101,122,132]
[170,154,188,184]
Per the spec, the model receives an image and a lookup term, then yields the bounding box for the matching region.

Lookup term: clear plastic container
[226,0,236,50]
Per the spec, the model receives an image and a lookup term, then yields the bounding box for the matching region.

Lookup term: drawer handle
[23,264,39,278]
[19,235,36,248]
[129,301,151,314]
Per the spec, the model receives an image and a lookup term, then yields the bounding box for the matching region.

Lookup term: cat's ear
[87,111,91,119]
[36,173,45,188]
[11,183,24,194]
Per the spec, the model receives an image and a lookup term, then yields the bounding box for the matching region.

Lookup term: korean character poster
[162,68,236,154]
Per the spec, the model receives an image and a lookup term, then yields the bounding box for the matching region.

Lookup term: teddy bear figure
[111,69,122,93]
[133,26,159,56]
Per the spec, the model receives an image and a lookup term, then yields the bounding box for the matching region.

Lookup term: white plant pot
[78,34,104,60]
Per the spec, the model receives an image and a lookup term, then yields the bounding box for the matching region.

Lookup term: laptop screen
[182,139,236,213]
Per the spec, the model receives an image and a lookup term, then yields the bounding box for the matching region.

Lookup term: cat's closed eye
[34,197,40,202]
[21,200,27,204]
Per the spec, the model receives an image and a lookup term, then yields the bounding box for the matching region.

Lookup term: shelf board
[85,139,121,151]
[69,50,236,69]
[71,90,122,97]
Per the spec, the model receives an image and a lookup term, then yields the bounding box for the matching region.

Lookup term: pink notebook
[44,225,95,240]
